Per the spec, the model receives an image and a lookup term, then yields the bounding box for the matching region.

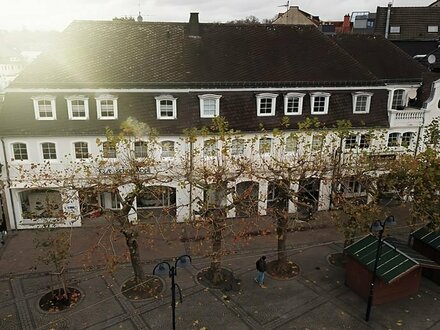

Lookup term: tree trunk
[209,210,225,284]
[277,215,288,265]
[122,229,145,284]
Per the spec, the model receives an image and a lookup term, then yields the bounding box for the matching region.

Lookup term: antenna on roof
[137,0,143,22]
[278,1,290,17]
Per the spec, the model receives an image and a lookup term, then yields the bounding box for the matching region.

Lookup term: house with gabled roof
[374,2,440,60]
[345,234,440,304]
[0,13,437,230]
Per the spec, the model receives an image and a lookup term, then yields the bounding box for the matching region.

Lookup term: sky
[0,0,435,31]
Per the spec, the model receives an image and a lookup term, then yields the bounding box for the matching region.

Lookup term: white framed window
[66,96,89,120]
[310,92,330,115]
[12,142,28,161]
[311,134,324,151]
[401,132,414,148]
[428,25,438,33]
[134,141,148,158]
[96,95,118,120]
[74,142,90,159]
[259,137,272,154]
[161,141,175,158]
[284,93,304,115]
[155,95,177,120]
[41,142,57,160]
[199,94,221,118]
[340,177,366,197]
[99,192,121,210]
[102,141,117,158]
[391,89,406,110]
[32,96,56,120]
[344,135,358,149]
[231,139,245,156]
[390,26,400,34]
[359,134,370,149]
[344,134,371,150]
[387,133,400,147]
[204,139,218,157]
[256,93,277,116]
[285,135,298,153]
[352,92,372,113]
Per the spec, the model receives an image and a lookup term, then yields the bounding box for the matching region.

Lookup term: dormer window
[32,96,56,120]
[390,26,400,34]
[155,95,177,120]
[428,25,438,33]
[199,94,221,118]
[310,93,330,115]
[256,93,277,116]
[352,92,372,113]
[391,89,406,110]
[66,96,89,120]
[284,93,304,115]
[96,95,118,120]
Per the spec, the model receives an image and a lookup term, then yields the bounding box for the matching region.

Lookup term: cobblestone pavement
[0,206,439,329]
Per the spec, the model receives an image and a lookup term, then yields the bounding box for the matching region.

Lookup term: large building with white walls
[0,14,439,230]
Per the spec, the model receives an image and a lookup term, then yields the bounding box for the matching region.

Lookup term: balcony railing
[388,108,424,127]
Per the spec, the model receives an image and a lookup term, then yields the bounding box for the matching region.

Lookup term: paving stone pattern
[0,242,439,329]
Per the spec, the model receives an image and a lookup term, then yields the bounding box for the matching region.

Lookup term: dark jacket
[256,258,267,272]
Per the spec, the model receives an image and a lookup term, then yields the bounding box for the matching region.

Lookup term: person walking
[255,256,267,288]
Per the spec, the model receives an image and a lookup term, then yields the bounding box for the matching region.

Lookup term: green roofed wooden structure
[344,234,439,305]
[410,226,440,284]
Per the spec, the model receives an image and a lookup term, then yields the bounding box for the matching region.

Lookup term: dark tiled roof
[0,90,390,136]
[11,20,381,88]
[392,41,439,57]
[333,34,428,80]
[375,6,440,41]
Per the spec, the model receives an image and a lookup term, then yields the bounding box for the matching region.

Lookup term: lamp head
[153,262,170,277]
[370,220,384,233]
[384,215,396,226]
[176,255,192,269]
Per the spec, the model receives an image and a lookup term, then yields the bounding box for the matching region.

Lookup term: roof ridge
[383,238,420,265]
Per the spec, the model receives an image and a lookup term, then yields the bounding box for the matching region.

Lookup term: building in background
[374,1,440,67]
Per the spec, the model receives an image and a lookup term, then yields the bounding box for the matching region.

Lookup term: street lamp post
[153,254,192,330]
[365,215,396,322]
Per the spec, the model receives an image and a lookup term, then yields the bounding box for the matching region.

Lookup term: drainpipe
[1,138,17,230]
[384,2,392,39]
[189,139,193,220]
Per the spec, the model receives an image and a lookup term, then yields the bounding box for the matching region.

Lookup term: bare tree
[182,117,256,287]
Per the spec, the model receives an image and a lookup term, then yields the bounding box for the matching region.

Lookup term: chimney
[385,2,392,39]
[189,13,200,37]
[342,14,351,32]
